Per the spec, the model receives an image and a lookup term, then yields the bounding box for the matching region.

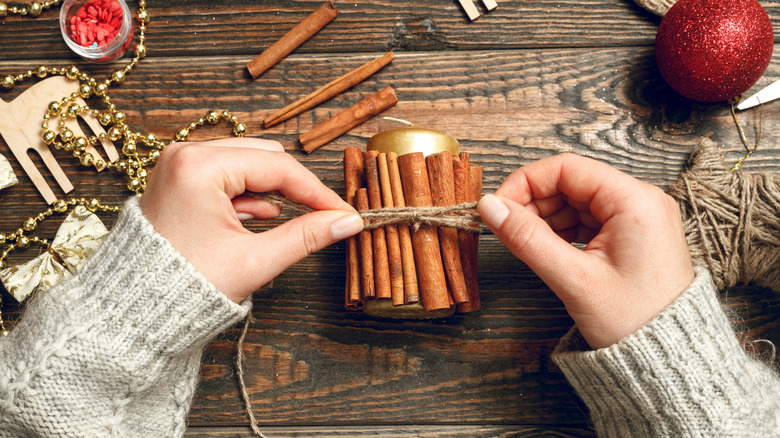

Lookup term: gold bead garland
[0,0,63,17]
[0,0,248,335]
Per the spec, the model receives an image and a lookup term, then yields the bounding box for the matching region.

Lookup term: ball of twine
[667,138,780,291]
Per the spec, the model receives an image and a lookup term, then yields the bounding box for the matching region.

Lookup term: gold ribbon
[0,152,17,191]
[0,206,108,302]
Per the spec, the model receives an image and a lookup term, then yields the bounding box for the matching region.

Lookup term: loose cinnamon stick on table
[364,151,392,300]
[246,1,338,78]
[426,151,469,304]
[264,51,395,128]
[355,188,375,300]
[397,152,450,311]
[377,152,405,306]
[457,160,482,313]
[386,152,419,305]
[300,86,398,154]
[343,147,364,309]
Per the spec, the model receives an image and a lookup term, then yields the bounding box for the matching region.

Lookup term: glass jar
[59,0,134,63]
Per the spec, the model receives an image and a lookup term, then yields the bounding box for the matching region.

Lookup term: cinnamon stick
[343,147,364,309]
[264,51,395,128]
[377,153,405,306]
[387,152,419,304]
[246,1,338,78]
[457,160,482,313]
[397,152,450,311]
[355,188,375,300]
[426,151,469,304]
[364,151,392,300]
[300,86,398,154]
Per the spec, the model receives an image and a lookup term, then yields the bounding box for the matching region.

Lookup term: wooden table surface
[2,1,780,436]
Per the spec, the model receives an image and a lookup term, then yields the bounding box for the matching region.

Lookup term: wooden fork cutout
[0,76,119,204]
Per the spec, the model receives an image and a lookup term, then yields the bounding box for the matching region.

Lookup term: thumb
[252,210,363,279]
[478,194,593,298]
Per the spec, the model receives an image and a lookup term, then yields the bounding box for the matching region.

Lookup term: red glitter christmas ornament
[655,0,774,103]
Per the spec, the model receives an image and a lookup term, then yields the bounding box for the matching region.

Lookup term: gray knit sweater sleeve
[0,196,250,437]
[552,267,780,437]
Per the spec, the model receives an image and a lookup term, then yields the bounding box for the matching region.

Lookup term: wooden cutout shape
[0,76,119,204]
[458,0,480,21]
[482,0,498,11]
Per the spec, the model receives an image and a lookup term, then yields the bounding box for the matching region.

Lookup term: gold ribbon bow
[0,152,17,191]
[0,206,108,302]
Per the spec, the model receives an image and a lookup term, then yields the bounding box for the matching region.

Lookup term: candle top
[367,128,459,157]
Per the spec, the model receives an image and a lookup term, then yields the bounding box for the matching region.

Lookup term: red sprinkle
[69,0,123,48]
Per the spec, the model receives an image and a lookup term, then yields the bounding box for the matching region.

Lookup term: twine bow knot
[0,205,108,302]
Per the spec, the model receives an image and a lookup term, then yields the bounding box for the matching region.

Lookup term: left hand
[139,138,363,303]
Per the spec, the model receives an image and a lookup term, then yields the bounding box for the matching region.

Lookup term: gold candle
[367,127,460,157]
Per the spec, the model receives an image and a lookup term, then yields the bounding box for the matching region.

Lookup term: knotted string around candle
[249,191,484,233]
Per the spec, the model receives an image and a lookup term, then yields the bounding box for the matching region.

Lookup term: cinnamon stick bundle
[264,51,394,128]
[397,152,450,311]
[246,1,339,78]
[387,152,419,305]
[364,151,392,300]
[426,151,469,304]
[377,153,406,306]
[457,160,482,313]
[341,148,482,315]
[343,147,364,308]
[355,188,375,300]
[300,86,398,154]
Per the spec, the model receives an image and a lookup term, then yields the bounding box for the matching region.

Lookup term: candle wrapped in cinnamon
[342,128,482,319]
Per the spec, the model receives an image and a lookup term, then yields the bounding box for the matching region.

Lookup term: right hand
[477,153,694,349]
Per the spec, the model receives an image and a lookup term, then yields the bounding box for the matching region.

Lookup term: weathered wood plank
[0,0,665,61]
[183,425,596,437]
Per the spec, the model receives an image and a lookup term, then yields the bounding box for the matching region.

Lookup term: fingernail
[236,212,254,221]
[478,194,510,229]
[331,213,364,240]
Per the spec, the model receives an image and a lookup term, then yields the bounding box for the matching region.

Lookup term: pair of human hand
[140,139,693,350]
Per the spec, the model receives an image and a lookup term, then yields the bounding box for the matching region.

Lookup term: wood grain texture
[1,0,780,434]
[183,425,596,437]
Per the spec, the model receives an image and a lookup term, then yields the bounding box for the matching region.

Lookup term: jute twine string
[667,138,780,291]
[250,191,483,233]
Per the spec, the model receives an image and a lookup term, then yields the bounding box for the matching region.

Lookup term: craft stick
[355,188,375,300]
[397,152,450,311]
[264,51,395,128]
[300,86,398,154]
[426,151,469,304]
[377,152,405,306]
[364,151,392,300]
[343,147,364,309]
[246,1,338,78]
[482,0,498,11]
[458,0,480,21]
[458,161,482,313]
[387,152,419,305]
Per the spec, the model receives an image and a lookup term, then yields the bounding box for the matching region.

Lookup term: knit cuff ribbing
[40,196,250,358]
[551,267,775,437]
